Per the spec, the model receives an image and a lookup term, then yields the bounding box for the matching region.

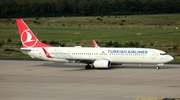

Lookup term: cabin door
[152,51,156,59]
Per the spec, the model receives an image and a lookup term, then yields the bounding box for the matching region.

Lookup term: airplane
[16,18,174,70]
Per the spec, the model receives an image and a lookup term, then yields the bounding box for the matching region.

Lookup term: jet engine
[93,59,111,68]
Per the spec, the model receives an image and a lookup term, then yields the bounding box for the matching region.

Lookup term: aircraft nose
[168,55,174,62]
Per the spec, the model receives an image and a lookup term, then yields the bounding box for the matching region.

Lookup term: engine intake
[93,59,111,68]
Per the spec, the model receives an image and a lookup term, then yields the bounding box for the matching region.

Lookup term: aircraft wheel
[156,66,160,70]
[85,64,91,69]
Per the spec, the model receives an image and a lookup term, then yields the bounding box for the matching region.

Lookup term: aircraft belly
[111,56,149,64]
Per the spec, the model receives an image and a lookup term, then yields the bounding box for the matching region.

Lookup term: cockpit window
[160,53,167,55]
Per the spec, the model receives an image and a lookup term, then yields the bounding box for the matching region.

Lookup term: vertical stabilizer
[16,19,52,48]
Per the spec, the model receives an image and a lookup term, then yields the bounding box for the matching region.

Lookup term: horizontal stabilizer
[20,48,31,51]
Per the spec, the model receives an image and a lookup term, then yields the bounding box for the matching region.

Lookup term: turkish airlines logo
[21,29,38,47]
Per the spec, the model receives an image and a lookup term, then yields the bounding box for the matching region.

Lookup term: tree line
[1,0,180,18]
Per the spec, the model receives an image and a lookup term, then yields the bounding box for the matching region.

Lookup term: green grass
[0,14,180,61]
[1,25,179,45]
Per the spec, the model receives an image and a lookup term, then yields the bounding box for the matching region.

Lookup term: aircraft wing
[65,58,96,64]
[42,47,99,64]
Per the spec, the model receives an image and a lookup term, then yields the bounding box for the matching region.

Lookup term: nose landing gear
[156,63,164,70]
[156,66,160,70]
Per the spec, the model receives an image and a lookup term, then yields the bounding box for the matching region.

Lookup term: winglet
[42,47,52,58]
[16,19,52,48]
[92,40,100,48]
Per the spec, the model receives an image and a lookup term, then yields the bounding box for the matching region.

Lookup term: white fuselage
[22,47,174,65]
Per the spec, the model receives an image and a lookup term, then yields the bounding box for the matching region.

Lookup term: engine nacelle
[93,59,111,68]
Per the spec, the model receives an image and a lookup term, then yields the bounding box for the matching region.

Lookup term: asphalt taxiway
[0,60,180,100]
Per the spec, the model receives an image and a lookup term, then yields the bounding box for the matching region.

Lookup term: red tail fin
[16,19,52,48]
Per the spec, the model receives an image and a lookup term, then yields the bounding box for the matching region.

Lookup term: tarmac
[0,60,180,100]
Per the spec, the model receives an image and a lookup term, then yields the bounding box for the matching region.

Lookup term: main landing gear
[85,64,93,69]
